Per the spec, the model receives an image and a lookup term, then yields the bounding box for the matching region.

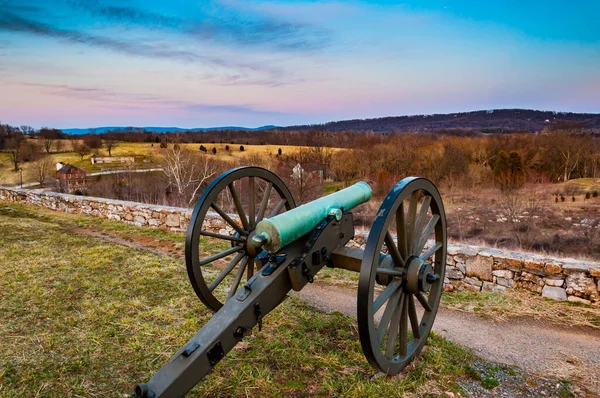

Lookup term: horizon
[1,1,599,129]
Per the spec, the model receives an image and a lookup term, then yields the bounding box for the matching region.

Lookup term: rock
[544,261,563,274]
[165,214,180,227]
[134,215,146,225]
[542,286,567,301]
[492,270,514,279]
[567,296,591,305]
[463,276,482,287]
[446,267,464,280]
[515,271,544,293]
[543,278,564,287]
[565,272,598,301]
[456,262,466,274]
[148,218,161,226]
[523,259,545,272]
[496,277,515,288]
[482,281,502,292]
[465,255,493,281]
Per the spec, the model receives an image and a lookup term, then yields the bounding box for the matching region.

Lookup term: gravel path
[293,283,600,394]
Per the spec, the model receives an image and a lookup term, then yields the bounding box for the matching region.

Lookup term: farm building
[56,164,87,188]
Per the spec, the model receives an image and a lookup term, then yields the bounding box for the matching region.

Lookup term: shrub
[159,141,167,148]
[199,145,207,152]
[572,196,575,202]
[560,196,565,202]
[239,145,245,152]
[585,192,591,200]
[212,147,217,155]
[278,148,282,156]
[594,190,599,198]
[555,196,559,203]
[225,145,230,151]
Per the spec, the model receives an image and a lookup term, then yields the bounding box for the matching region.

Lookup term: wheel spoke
[416,292,432,312]
[384,232,405,267]
[377,290,402,344]
[256,182,273,222]
[406,192,418,254]
[211,203,246,235]
[412,196,431,254]
[198,245,243,266]
[268,199,286,218]
[373,279,401,313]
[228,183,249,230]
[199,230,245,243]
[247,258,255,279]
[248,177,256,228]
[419,242,442,261]
[396,203,408,259]
[416,214,440,255]
[386,293,403,358]
[208,252,245,291]
[228,256,248,299]
[408,294,421,339]
[399,292,408,357]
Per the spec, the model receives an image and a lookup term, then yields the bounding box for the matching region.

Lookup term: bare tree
[104,135,117,157]
[74,142,91,160]
[29,155,54,187]
[158,147,220,206]
[7,135,23,171]
[39,128,62,154]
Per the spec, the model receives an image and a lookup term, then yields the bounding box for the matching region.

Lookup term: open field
[0,139,318,186]
[1,202,591,397]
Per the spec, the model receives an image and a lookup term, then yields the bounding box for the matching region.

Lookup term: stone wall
[1,187,598,305]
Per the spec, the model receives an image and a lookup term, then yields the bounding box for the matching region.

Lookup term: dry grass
[0,202,484,397]
[441,289,600,330]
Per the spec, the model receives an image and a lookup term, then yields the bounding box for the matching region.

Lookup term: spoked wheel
[358,177,447,375]
[186,167,295,311]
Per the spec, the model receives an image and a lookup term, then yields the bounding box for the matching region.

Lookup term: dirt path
[293,283,600,394]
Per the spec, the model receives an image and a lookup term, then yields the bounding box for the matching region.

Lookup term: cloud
[0,10,286,76]
[67,1,330,52]
[12,81,285,116]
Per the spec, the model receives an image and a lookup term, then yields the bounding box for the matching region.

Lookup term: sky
[1,0,599,129]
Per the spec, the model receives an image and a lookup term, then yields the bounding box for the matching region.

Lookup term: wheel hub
[404,256,435,294]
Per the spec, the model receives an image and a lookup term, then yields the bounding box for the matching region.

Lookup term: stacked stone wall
[1,187,598,305]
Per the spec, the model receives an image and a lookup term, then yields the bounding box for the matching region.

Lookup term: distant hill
[61,125,279,135]
[282,109,600,132]
[60,109,600,135]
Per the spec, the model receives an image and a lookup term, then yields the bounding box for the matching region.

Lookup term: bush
[555,196,559,203]
[212,147,217,155]
[239,145,245,152]
[585,192,591,200]
[159,141,167,148]
[199,145,207,152]
[593,191,599,198]
[572,196,575,202]
[560,196,565,202]
[225,145,230,151]
[277,148,282,156]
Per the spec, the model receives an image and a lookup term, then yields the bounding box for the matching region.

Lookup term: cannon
[134,167,447,397]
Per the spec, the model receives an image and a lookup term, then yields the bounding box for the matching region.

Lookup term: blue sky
[0,0,599,128]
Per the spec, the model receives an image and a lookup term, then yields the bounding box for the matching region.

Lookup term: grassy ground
[0,203,489,397]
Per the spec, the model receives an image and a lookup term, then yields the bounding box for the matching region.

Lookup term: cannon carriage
[134,167,447,397]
